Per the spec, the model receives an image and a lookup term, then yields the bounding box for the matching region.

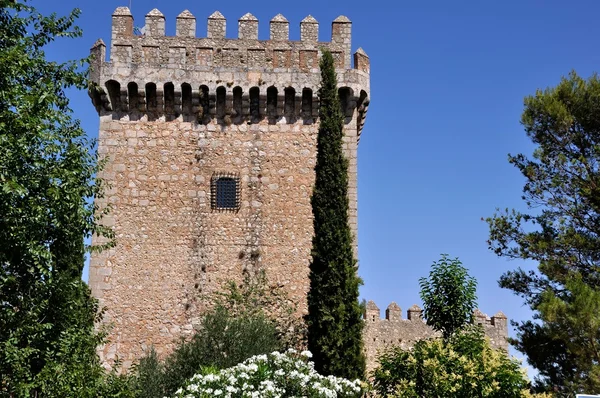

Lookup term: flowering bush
[170,349,363,398]
[372,327,530,397]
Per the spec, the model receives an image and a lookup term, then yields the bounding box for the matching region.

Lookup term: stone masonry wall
[363,301,509,371]
[91,118,319,367]
[88,8,370,368]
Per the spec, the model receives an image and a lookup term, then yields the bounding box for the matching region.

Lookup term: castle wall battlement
[363,301,509,370]
[105,8,363,71]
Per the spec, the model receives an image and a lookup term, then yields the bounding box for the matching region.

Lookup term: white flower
[300,350,313,358]
[171,351,362,398]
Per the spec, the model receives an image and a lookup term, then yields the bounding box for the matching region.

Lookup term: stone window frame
[210,172,241,212]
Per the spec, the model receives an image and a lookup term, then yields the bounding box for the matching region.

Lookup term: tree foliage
[305,49,365,380]
[0,0,112,395]
[419,254,478,339]
[372,327,533,398]
[487,71,600,395]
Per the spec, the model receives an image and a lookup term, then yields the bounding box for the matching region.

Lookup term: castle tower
[87,8,370,367]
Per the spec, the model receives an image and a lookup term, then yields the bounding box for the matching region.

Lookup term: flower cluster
[170,349,363,398]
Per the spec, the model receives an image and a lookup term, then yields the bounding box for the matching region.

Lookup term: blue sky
[31,0,600,366]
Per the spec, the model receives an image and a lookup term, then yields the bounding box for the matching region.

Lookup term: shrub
[372,326,530,398]
[96,363,139,398]
[137,305,282,397]
[132,348,163,398]
[171,349,363,398]
[208,270,306,350]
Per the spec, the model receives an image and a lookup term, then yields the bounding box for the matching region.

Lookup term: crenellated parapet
[89,8,370,139]
[104,8,357,69]
[363,301,509,370]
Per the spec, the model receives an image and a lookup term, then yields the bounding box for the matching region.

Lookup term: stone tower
[88,7,370,367]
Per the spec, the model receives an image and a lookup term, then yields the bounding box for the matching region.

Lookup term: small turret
[112,7,133,39]
[365,300,380,322]
[238,13,258,40]
[145,9,165,37]
[407,304,423,321]
[331,16,351,69]
[354,48,370,73]
[270,14,289,41]
[386,302,402,321]
[207,11,226,39]
[491,311,507,327]
[89,39,106,84]
[473,309,487,325]
[176,10,196,37]
[300,15,318,42]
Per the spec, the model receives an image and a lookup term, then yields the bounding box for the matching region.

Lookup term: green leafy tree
[372,327,533,398]
[374,260,539,398]
[305,49,365,380]
[0,1,112,395]
[487,71,600,395]
[419,254,478,339]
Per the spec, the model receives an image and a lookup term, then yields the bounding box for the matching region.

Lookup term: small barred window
[211,173,241,211]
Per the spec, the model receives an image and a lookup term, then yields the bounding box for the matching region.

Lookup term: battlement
[364,301,508,328]
[89,8,370,139]
[104,8,360,70]
[363,301,509,370]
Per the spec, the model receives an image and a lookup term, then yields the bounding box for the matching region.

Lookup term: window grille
[211,173,241,211]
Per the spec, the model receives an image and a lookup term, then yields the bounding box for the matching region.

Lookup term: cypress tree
[305,50,366,380]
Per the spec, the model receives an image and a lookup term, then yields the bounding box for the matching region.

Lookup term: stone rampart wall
[363,301,509,371]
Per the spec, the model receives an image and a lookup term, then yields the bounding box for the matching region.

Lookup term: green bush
[95,363,140,398]
[207,270,306,350]
[131,349,163,398]
[136,305,282,398]
[372,326,529,398]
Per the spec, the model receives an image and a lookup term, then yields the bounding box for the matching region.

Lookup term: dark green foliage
[208,270,307,349]
[133,349,163,398]
[419,254,478,339]
[0,0,113,396]
[372,327,530,398]
[95,361,140,398]
[487,71,600,395]
[135,306,282,398]
[305,50,365,380]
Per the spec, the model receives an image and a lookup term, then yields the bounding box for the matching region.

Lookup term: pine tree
[305,50,366,380]
[487,71,600,395]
